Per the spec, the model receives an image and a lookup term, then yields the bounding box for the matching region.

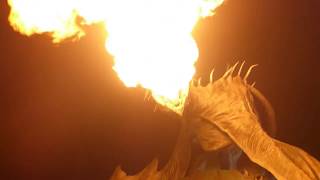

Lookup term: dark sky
[1,0,320,179]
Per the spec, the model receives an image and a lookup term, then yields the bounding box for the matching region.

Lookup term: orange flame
[8,0,223,114]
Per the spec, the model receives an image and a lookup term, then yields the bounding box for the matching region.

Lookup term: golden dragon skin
[110,63,320,180]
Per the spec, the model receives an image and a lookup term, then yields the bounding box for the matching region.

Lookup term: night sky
[1,0,320,179]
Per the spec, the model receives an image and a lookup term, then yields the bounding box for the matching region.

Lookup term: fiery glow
[8,0,223,114]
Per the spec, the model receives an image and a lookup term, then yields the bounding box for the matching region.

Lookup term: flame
[8,0,223,114]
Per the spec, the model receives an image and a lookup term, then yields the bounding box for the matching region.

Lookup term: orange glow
[8,0,223,114]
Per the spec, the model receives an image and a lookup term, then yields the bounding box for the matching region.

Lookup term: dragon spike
[230,61,240,76]
[144,90,150,101]
[223,65,234,78]
[197,77,202,86]
[153,104,158,112]
[111,166,126,178]
[238,61,246,76]
[147,92,152,101]
[209,68,215,83]
[139,158,159,176]
[244,64,258,81]
[190,79,195,87]
[251,81,256,87]
[222,69,231,78]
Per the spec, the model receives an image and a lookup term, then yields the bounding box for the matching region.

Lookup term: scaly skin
[185,65,320,180]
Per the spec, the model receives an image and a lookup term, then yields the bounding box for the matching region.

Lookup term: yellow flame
[8,0,223,114]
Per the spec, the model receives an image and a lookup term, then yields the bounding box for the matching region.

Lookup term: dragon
[110,63,320,180]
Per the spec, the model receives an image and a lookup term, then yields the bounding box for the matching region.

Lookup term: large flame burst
[8,0,223,114]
